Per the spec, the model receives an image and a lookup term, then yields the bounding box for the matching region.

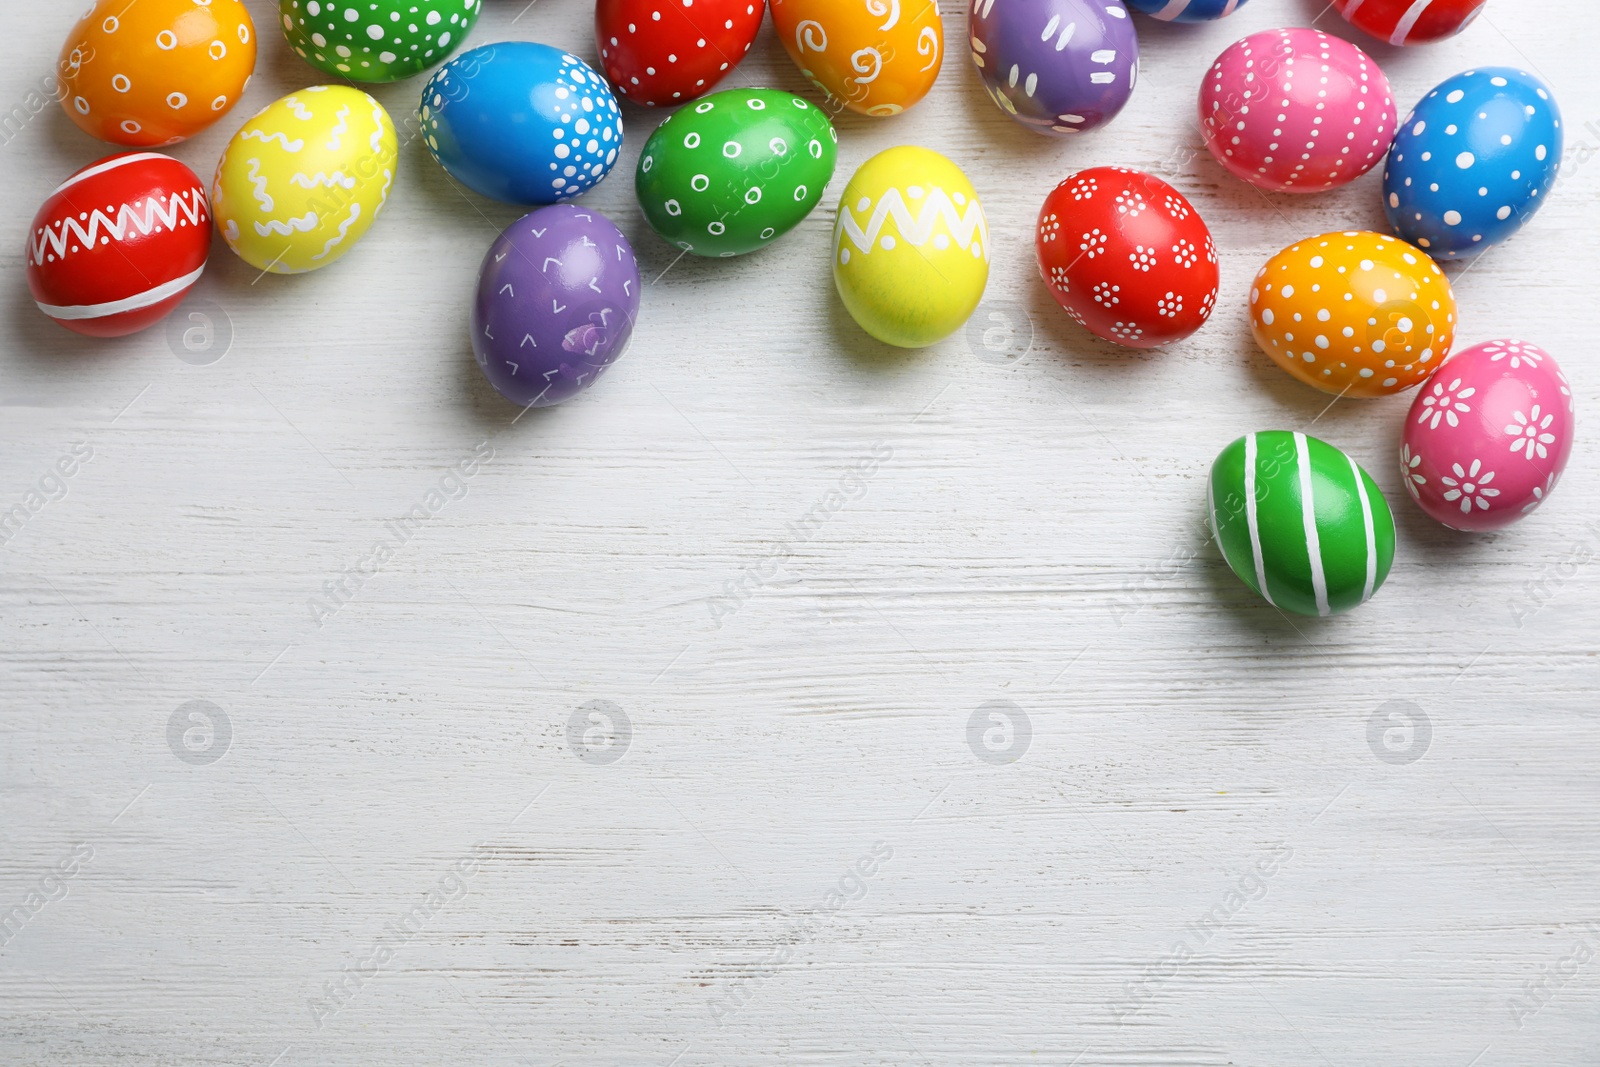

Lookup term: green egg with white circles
[636,87,838,258]
[280,0,482,83]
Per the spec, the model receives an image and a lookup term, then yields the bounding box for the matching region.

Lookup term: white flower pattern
[1439,459,1500,515]
[1483,340,1543,369]
[1399,443,1425,501]
[1522,471,1560,513]
[1417,376,1475,430]
[1506,404,1556,460]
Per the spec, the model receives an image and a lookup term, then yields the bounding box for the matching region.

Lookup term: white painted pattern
[1347,451,1379,605]
[1293,431,1331,617]
[5,3,1600,1065]
[1242,432,1274,607]
[1389,0,1439,44]
[33,264,205,319]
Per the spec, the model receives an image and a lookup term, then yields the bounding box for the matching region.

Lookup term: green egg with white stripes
[1208,431,1396,617]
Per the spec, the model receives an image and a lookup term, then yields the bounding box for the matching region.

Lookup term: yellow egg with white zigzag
[213,85,397,274]
[833,146,989,349]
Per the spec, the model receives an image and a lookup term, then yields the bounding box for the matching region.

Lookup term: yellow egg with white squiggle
[213,85,397,274]
[833,145,989,348]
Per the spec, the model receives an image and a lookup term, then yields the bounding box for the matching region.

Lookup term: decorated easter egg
[1126,0,1249,22]
[1333,0,1487,45]
[421,42,623,205]
[473,206,641,408]
[596,0,764,106]
[636,89,837,258]
[58,0,257,146]
[280,0,482,83]
[834,147,987,348]
[770,0,944,117]
[213,86,397,274]
[1035,167,1218,348]
[1401,340,1574,531]
[1383,68,1561,261]
[969,0,1138,136]
[1209,431,1396,617]
[26,153,210,337]
[1250,231,1456,398]
[1199,28,1396,193]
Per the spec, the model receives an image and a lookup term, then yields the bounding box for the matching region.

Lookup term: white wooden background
[3,0,1599,1063]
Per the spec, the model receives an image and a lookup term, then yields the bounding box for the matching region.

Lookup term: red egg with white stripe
[1332,0,1488,46]
[26,152,211,337]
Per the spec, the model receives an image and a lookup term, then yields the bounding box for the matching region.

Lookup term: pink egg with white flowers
[1199,28,1396,193]
[1400,340,1575,532]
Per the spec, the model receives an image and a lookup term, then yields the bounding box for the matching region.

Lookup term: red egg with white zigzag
[26,152,211,338]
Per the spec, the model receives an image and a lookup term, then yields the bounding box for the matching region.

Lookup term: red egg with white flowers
[1036,167,1219,349]
[26,152,211,337]
[596,0,765,106]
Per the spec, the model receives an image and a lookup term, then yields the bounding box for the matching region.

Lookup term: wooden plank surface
[2,1,1598,1064]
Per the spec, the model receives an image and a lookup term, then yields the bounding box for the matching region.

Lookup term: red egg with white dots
[1199,27,1396,194]
[596,0,765,107]
[25,152,211,338]
[1036,167,1220,349]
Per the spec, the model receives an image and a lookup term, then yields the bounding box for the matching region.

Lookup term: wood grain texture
[3,1,1599,1064]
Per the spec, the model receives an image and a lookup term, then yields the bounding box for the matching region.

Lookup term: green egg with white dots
[279,0,482,83]
[636,88,838,258]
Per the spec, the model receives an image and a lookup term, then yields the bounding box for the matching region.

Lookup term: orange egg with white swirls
[770,0,944,117]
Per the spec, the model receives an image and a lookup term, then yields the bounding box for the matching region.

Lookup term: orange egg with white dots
[1249,231,1458,399]
[58,0,257,147]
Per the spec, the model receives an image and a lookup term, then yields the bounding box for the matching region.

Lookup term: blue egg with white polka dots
[1383,68,1562,261]
[1125,0,1250,21]
[420,42,623,205]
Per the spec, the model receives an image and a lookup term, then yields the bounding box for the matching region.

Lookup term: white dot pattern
[1200,28,1396,193]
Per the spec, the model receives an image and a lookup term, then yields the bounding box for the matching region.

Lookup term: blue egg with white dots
[1383,68,1562,261]
[420,42,623,205]
[1125,0,1250,21]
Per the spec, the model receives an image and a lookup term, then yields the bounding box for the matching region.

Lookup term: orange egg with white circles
[1249,231,1458,398]
[58,0,257,147]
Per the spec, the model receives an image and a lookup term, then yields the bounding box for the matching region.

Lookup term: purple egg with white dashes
[969,0,1140,136]
[472,205,641,408]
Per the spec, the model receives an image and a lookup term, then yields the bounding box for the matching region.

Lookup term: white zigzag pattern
[255,212,318,237]
[312,203,362,261]
[283,96,314,121]
[838,187,987,254]
[325,105,350,151]
[31,187,209,265]
[290,171,356,189]
[240,128,305,153]
[369,100,386,153]
[245,158,273,212]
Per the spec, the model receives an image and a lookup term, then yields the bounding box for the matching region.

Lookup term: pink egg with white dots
[1199,28,1397,194]
[1401,340,1575,532]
